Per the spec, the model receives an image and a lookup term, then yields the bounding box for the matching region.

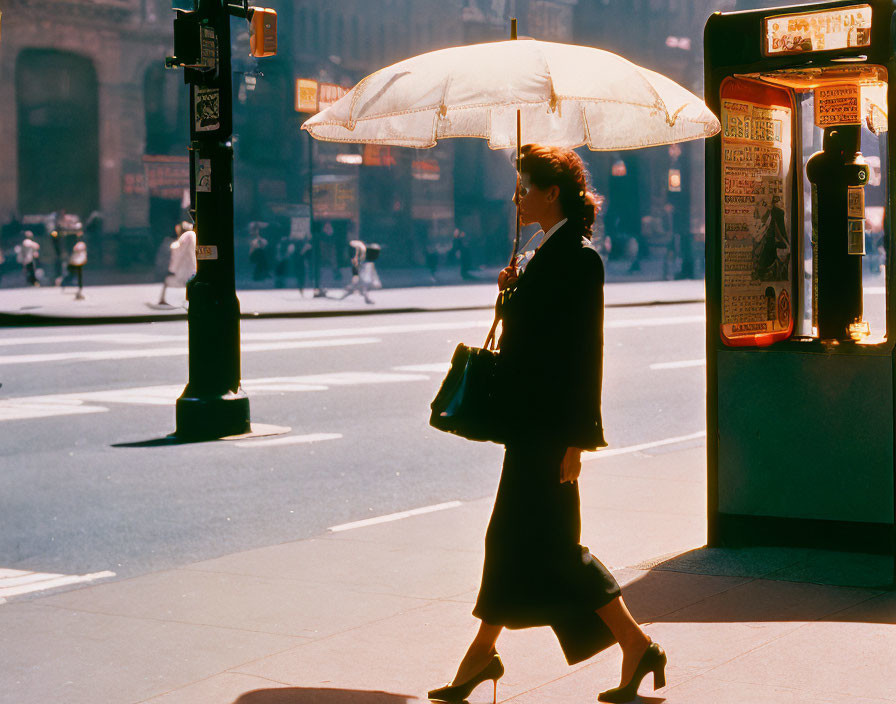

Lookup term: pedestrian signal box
[705,0,895,586]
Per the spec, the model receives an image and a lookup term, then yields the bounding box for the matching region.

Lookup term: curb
[0,297,706,327]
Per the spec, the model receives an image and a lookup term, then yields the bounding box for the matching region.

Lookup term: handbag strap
[483,290,506,350]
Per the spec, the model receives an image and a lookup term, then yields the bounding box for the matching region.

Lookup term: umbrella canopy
[302,39,720,150]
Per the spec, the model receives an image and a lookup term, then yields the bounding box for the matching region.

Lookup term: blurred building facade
[1,0,753,278]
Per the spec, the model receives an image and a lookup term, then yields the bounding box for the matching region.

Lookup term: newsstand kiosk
[705,0,895,586]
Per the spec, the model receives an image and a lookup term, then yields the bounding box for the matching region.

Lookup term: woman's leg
[596,596,652,685]
[452,620,503,685]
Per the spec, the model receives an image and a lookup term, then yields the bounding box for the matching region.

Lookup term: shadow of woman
[232,687,417,704]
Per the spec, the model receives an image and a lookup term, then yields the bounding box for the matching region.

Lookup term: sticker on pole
[196,159,212,192]
[199,26,218,70]
[196,245,218,260]
[194,88,220,132]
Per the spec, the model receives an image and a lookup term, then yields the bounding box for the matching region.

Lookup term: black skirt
[472,440,622,665]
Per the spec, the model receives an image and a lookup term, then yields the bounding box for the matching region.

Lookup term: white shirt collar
[540,218,568,248]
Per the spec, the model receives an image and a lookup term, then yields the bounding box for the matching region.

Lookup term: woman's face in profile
[514,173,555,227]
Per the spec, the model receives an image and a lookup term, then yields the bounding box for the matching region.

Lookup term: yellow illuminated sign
[765,5,871,55]
[295,78,318,113]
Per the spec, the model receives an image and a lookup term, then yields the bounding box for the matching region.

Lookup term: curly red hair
[519,144,603,237]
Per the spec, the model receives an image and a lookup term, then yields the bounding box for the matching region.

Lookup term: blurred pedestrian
[451,227,474,280]
[274,237,292,288]
[340,239,380,304]
[249,223,270,281]
[158,221,196,306]
[15,231,41,286]
[425,243,440,283]
[66,238,87,300]
[291,235,312,296]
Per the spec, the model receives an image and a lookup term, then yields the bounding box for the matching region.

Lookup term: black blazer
[498,220,607,451]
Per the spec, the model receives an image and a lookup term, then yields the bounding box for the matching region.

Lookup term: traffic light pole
[172,0,249,439]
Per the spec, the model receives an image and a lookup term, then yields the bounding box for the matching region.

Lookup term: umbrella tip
[511,17,517,40]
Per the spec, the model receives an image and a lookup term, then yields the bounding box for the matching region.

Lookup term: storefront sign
[363,144,397,166]
[295,78,318,113]
[412,158,440,181]
[142,155,190,200]
[312,176,357,219]
[720,90,793,344]
[765,5,871,55]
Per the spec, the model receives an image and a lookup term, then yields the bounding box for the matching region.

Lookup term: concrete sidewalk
[2,441,893,704]
[0,279,705,326]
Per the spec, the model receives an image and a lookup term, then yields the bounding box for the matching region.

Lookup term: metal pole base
[175,391,250,440]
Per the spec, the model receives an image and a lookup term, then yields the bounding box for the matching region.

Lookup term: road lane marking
[650,359,706,370]
[253,371,429,386]
[0,313,706,354]
[0,400,109,421]
[0,333,186,347]
[328,501,463,533]
[0,371,432,421]
[606,314,704,329]
[0,337,381,366]
[0,321,494,349]
[234,432,343,448]
[0,569,116,603]
[583,431,706,460]
[393,363,452,373]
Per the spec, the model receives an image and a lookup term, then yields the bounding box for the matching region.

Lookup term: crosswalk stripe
[0,569,115,602]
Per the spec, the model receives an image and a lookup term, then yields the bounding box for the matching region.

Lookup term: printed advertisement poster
[815,84,861,127]
[721,97,793,343]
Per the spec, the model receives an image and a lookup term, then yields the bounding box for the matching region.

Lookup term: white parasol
[302,38,720,151]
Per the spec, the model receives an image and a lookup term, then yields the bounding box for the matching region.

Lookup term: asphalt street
[0,304,706,597]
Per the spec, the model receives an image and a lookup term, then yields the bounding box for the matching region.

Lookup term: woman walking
[428,144,666,704]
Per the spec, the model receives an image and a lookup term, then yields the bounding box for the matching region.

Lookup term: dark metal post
[174,0,250,439]
[308,131,321,294]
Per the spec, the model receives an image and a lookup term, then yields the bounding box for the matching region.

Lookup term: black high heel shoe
[428,652,504,703]
[597,641,667,703]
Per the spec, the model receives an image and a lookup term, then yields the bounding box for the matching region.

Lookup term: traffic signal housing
[249,8,277,57]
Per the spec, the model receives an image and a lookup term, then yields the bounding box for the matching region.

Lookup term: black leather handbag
[429,292,508,444]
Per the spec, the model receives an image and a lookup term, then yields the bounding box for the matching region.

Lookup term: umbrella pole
[511,17,521,267]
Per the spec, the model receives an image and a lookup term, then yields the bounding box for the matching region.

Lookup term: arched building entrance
[16,49,99,219]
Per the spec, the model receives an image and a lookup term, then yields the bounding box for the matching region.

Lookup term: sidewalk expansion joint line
[36,601,316,638]
[328,501,463,532]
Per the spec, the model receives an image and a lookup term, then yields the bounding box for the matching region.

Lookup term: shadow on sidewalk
[232,688,416,703]
[619,546,894,626]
